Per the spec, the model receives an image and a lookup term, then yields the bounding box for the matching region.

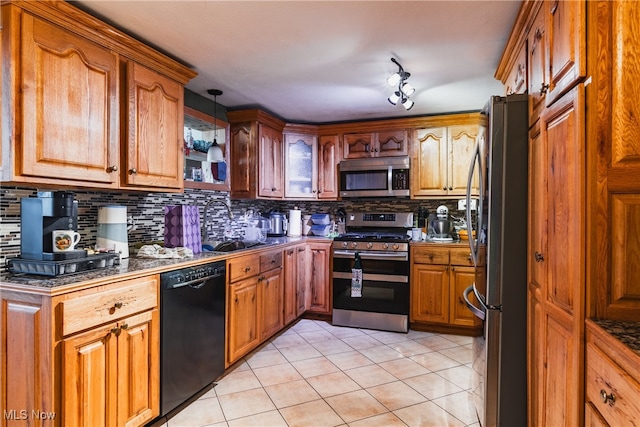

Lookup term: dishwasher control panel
[160,261,226,289]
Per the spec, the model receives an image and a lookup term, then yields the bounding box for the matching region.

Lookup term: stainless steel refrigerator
[463,93,528,427]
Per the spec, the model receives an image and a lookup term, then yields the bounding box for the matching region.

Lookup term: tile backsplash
[0,186,463,264]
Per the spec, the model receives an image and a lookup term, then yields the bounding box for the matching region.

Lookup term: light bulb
[387,73,401,87]
[401,82,415,96]
[207,141,224,162]
[387,92,401,105]
[402,98,414,110]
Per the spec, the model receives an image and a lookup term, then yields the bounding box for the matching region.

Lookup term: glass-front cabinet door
[284,133,317,199]
[183,106,230,191]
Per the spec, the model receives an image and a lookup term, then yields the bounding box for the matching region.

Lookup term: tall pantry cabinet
[498,0,640,425]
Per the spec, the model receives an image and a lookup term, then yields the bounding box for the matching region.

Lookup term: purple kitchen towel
[163,205,201,254]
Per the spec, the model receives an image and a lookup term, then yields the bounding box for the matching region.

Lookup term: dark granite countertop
[1,236,330,292]
[591,319,640,356]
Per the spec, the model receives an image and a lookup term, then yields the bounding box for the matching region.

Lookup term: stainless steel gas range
[332,212,413,333]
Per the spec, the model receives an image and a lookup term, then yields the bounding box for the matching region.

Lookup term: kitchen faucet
[202,199,234,242]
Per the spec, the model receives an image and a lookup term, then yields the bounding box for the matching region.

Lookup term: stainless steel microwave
[339,156,410,198]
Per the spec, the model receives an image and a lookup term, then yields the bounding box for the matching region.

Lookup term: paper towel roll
[288,209,302,237]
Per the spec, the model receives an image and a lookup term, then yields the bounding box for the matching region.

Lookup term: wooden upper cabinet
[504,40,528,96]
[124,62,184,190]
[228,110,285,200]
[413,127,448,197]
[343,130,408,158]
[545,0,586,106]
[589,0,640,321]
[13,11,119,187]
[284,132,317,199]
[528,2,547,126]
[317,135,340,199]
[412,122,479,198]
[258,123,284,198]
[1,1,196,191]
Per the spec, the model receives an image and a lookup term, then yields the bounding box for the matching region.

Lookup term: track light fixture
[387,58,414,111]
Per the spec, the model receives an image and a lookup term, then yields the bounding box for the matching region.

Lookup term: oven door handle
[333,250,408,261]
[333,271,408,283]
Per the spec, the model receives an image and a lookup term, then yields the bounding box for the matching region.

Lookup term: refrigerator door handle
[466,136,484,267]
[463,284,486,321]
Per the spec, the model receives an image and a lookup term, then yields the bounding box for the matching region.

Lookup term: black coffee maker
[21,191,82,260]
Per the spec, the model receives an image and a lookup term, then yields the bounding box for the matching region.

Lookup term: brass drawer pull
[600,389,616,406]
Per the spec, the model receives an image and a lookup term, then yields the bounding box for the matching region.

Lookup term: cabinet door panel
[227,279,259,364]
[609,195,640,316]
[260,269,283,340]
[528,4,547,126]
[259,124,284,198]
[318,135,340,199]
[542,307,577,427]
[546,0,586,104]
[410,265,448,323]
[308,242,331,314]
[450,266,479,326]
[543,86,584,314]
[448,125,478,196]
[21,13,118,185]
[377,130,408,157]
[63,323,118,427]
[117,310,159,427]
[297,246,309,315]
[343,133,374,159]
[126,62,184,189]
[413,127,448,196]
[528,123,547,291]
[285,133,317,199]
[230,124,254,198]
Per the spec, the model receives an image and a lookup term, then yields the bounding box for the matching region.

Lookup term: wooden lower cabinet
[0,275,160,427]
[226,249,283,366]
[63,310,159,427]
[306,241,332,315]
[283,244,309,324]
[227,276,260,365]
[585,320,640,426]
[410,244,482,335]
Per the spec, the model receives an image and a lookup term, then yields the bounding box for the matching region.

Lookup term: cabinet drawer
[412,247,449,264]
[450,248,475,266]
[61,276,158,336]
[586,342,640,426]
[260,251,283,272]
[228,256,260,283]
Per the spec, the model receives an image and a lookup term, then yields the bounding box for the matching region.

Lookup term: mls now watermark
[4,409,56,420]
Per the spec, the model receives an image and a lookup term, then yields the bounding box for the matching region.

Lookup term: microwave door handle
[387,165,393,196]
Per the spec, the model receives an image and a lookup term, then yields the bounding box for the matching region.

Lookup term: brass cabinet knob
[534,252,545,262]
[600,389,615,406]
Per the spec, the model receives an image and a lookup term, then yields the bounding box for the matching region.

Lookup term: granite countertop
[591,319,640,356]
[1,236,330,291]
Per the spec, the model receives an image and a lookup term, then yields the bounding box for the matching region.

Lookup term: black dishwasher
[159,260,226,417]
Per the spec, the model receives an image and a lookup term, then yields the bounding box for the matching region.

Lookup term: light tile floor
[162,319,480,427]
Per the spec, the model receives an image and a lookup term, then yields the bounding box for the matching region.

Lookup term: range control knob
[367,242,373,249]
[392,243,399,250]
[383,243,390,249]
[351,242,358,249]
[342,241,348,249]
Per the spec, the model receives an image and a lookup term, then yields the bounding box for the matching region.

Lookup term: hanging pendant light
[206,89,224,162]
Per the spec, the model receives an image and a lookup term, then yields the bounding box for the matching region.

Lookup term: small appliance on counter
[265,210,287,237]
[428,205,454,242]
[97,205,130,258]
[6,192,119,277]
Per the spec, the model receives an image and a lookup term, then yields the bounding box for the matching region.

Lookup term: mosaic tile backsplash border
[0,186,463,264]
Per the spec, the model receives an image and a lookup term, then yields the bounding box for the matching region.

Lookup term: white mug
[411,227,422,241]
[52,230,81,252]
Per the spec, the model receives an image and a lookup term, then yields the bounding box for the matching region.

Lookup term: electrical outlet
[458,198,478,211]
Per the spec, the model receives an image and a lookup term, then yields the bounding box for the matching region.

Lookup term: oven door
[332,250,409,315]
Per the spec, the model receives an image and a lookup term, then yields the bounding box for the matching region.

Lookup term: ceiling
[72,1,521,124]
